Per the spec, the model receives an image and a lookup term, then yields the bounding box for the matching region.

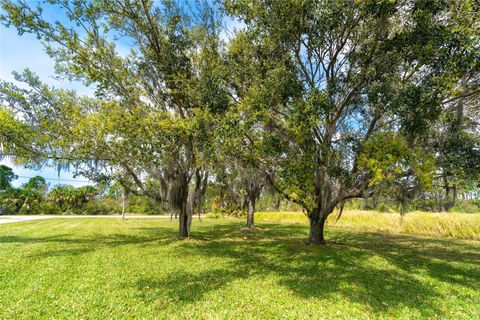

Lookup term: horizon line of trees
[1,164,478,217]
[0,164,160,215]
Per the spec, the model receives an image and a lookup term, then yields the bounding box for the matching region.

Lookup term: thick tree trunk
[178,205,190,238]
[166,170,192,238]
[308,212,327,245]
[246,191,255,228]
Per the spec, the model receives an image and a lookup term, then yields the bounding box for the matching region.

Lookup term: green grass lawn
[1,219,479,319]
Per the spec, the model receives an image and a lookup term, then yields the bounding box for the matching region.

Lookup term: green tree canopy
[0,0,478,244]
[0,165,16,191]
[23,176,47,193]
[0,0,228,236]
[225,0,480,243]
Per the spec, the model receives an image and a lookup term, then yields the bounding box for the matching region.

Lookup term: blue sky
[0,1,242,188]
[0,12,94,188]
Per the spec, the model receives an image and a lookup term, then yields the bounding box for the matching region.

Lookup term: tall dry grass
[255,210,480,240]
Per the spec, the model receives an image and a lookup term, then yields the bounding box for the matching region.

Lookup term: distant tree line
[1,163,478,217]
[0,165,165,215]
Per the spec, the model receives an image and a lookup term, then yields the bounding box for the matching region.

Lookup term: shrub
[206,208,224,219]
[376,203,394,213]
[38,202,59,214]
[125,196,159,214]
[82,201,115,215]
[206,207,245,219]
[18,203,42,215]
[0,202,17,215]
[449,200,480,214]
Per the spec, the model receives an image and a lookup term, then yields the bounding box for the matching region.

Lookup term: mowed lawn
[0,219,479,319]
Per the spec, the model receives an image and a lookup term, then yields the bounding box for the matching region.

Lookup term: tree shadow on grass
[134,222,479,318]
[168,240,433,316]
[330,231,480,290]
[0,235,73,244]
[28,247,94,258]
[2,220,478,317]
[134,267,251,305]
[0,227,179,259]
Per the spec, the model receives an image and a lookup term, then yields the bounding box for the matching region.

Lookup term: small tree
[0,165,17,191]
[23,176,47,194]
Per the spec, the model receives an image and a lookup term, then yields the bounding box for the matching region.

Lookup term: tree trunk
[178,204,190,238]
[455,98,463,130]
[166,171,192,238]
[452,184,457,206]
[239,192,247,211]
[121,188,129,220]
[246,191,255,228]
[273,197,281,211]
[308,212,327,245]
[121,193,126,220]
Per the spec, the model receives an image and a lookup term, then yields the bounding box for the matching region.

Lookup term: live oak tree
[0,0,227,237]
[214,103,266,228]
[242,170,264,228]
[431,73,480,207]
[218,27,298,228]
[209,166,248,213]
[0,107,41,162]
[432,100,480,209]
[434,1,480,208]
[208,159,264,227]
[393,2,480,211]
[212,161,265,228]
[0,0,478,244]
[226,0,480,244]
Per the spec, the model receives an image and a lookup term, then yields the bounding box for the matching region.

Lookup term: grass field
[1,218,479,319]
[255,210,480,240]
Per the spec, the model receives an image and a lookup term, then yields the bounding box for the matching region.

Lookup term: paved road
[0,215,179,225]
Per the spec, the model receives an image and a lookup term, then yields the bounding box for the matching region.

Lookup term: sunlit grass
[1,218,479,319]
[255,210,480,240]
